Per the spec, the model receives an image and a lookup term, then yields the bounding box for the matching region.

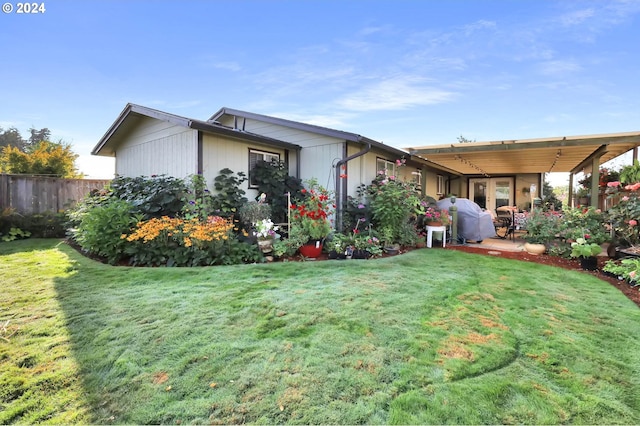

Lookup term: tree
[0,127,25,150]
[0,140,81,178]
[457,135,476,143]
[542,176,562,210]
[27,127,51,150]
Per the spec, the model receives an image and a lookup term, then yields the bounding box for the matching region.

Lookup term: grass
[1,239,639,424]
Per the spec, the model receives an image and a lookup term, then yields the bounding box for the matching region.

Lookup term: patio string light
[548,149,562,172]
[454,155,490,177]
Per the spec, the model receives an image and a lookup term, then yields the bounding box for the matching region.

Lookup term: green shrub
[252,159,304,223]
[1,227,31,241]
[74,198,141,264]
[122,216,263,267]
[0,210,67,239]
[238,201,272,231]
[558,206,608,244]
[109,175,187,218]
[210,168,248,219]
[368,172,420,245]
[603,257,640,285]
[179,174,217,221]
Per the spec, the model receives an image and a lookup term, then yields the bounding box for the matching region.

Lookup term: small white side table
[426,225,447,248]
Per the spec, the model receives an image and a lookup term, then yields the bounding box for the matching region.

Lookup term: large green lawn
[1,239,639,424]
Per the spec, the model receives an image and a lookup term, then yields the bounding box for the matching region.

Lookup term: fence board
[0,174,110,214]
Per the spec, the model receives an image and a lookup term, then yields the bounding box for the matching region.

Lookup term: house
[93,103,640,221]
[92,103,458,229]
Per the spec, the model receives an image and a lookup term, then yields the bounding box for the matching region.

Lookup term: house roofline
[92,103,301,156]
[210,107,410,159]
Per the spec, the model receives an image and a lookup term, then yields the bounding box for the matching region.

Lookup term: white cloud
[336,77,456,111]
[558,8,595,26]
[538,60,582,76]
[462,20,497,35]
[211,61,242,72]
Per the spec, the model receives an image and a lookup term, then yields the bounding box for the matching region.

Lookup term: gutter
[334,141,371,232]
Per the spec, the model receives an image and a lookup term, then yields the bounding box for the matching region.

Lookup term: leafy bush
[110,175,187,218]
[181,174,216,221]
[1,227,31,241]
[619,160,640,185]
[522,208,561,244]
[73,198,141,264]
[606,182,640,247]
[272,226,308,257]
[603,257,640,285]
[558,206,608,244]
[368,170,420,245]
[0,209,66,238]
[123,215,261,266]
[210,168,248,219]
[238,201,272,231]
[251,159,304,223]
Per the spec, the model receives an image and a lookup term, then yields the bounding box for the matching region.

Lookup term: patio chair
[494,207,516,240]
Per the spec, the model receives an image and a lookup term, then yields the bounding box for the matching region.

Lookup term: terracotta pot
[299,241,323,258]
[426,221,444,227]
[524,242,546,255]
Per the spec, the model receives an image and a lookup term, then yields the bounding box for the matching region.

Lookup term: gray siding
[115,117,198,178]
[201,133,289,200]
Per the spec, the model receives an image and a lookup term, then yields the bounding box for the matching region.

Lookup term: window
[249,149,280,188]
[411,169,422,184]
[376,158,396,177]
[437,175,445,195]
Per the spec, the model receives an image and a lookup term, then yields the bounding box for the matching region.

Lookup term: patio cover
[407,131,640,176]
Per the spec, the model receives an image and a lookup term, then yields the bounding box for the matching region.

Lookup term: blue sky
[1,0,639,180]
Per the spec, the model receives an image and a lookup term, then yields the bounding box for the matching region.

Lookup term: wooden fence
[0,174,111,214]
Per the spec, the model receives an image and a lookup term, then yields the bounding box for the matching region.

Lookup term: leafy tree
[457,135,476,143]
[27,127,51,150]
[0,127,25,150]
[542,177,562,210]
[0,140,81,177]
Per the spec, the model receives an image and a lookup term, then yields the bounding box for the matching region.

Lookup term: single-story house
[92,103,459,229]
[93,103,640,222]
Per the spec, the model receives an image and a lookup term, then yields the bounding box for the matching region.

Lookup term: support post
[449,196,458,243]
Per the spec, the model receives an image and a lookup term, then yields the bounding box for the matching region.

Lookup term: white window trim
[437,175,445,195]
[376,158,397,177]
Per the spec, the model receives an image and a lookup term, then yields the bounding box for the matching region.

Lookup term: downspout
[335,141,371,232]
[197,130,203,175]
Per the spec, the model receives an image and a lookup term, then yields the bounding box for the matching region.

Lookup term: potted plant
[570,235,602,270]
[422,205,450,227]
[353,234,382,259]
[522,208,560,254]
[290,180,333,258]
[253,218,279,253]
[327,232,351,259]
